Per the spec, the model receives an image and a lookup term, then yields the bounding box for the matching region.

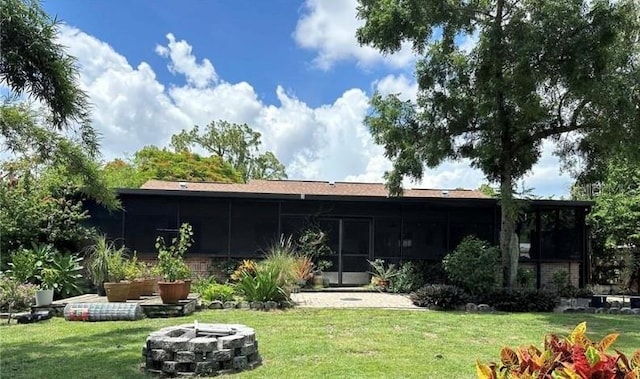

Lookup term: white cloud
[56,24,571,197]
[155,33,217,88]
[293,0,415,70]
[373,74,418,102]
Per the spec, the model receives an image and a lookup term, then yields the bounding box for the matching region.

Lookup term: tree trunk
[499,174,518,288]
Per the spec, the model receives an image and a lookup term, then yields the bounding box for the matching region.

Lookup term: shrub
[234,265,287,302]
[390,261,426,293]
[192,275,217,295]
[410,284,467,310]
[261,235,297,286]
[477,322,640,378]
[472,288,558,313]
[200,283,235,303]
[442,236,500,294]
[516,267,535,289]
[0,276,38,312]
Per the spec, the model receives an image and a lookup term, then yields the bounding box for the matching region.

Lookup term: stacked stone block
[143,323,261,377]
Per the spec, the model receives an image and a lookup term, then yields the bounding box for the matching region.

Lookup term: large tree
[171,120,287,182]
[103,146,243,188]
[0,0,113,206]
[356,0,640,287]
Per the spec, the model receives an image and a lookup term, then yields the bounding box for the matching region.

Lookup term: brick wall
[539,262,580,289]
[139,255,213,278]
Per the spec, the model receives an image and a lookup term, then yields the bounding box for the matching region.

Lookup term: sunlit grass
[1,309,638,378]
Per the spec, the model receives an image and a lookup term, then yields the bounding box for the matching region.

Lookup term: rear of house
[88,179,592,288]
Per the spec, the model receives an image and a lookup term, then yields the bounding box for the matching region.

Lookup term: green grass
[1,309,638,378]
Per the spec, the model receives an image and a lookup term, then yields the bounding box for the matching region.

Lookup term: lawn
[1,309,638,378]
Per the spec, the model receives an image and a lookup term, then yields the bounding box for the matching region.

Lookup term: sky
[41,0,574,197]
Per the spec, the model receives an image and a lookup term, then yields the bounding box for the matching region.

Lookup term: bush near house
[442,236,501,294]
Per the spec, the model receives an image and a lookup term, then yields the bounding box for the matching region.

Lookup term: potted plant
[85,235,113,296]
[156,223,193,304]
[124,254,144,300]
[137,260,157,296]
[312,260,332,288]
[176,261,192,300]
[103,249,130,302]
[35,268,57,307]
[367,259,398,291]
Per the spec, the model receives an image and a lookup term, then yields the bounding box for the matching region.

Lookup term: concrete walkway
[290,291,420,309]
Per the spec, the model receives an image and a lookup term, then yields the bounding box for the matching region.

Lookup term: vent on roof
[329,181,335,186]
[441,190,449,197]
[179,181,188,189]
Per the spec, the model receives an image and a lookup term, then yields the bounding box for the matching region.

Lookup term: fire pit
[142,322,261,376]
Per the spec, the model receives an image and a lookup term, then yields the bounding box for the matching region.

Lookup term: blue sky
[39,0,573,196]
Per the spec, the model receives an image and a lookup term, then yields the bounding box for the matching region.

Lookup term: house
[88,179,592,288]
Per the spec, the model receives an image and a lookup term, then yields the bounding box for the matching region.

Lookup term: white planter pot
[35,289,54,307]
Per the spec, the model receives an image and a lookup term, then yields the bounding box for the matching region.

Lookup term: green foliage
[6,243,54,283]
[155,223,193,282]
[473,288,559,313]
[191,275,218,295]
[516,267,535,290]
[0,275,37,312]
[230,260,258,282]
[367,258,399,282]
[261,235,298,287]
[0,178,98,256]
[589,157,640,292]
[233,265,288,303]
[170,120,287,181]
[199,283,236,303]
[389,261,426,294]
[84,236,119,284]
[442,237,500,294]
[297,226,332,260]
[0,0,90,129]
[44,253,83,297]
[103,146,243,188]
[477,322,640,378]
[356,0,640,288]
[410,284,467,310]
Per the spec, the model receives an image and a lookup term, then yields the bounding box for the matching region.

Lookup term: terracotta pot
[158,281,183,304]
[127,280,144,300]
[179,279,192,300]
[104,281,130,302]
[139,278,157,296]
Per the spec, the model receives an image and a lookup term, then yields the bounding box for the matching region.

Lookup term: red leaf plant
[476,322,640,378]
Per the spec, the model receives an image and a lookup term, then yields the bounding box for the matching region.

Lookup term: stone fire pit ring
[142,322,261,377]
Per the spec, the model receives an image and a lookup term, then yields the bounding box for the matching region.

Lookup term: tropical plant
[233,266,288,303]
[443,237,501,294]
[6,243,55,283]
[84,236,124,285]
[293,256,314,283]
[367,258,399,283]
[390,261,426,294]
[230,260,258,281]
[46,253,83,297]
[105,248,127,283]
[476,322,640,378]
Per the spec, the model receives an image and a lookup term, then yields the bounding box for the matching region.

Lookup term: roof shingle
[139,179,489,199]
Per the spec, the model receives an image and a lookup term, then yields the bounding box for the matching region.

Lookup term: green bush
[390,261,426,293]
[442,236,500,294]
[234,265,288,302]
[410,284,468,310]
[472,288,558,312]
[200,283,235,303]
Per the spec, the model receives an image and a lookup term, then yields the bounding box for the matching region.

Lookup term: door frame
[322,217,373,285]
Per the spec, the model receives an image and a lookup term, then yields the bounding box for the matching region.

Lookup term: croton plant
[477,322,640,378]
